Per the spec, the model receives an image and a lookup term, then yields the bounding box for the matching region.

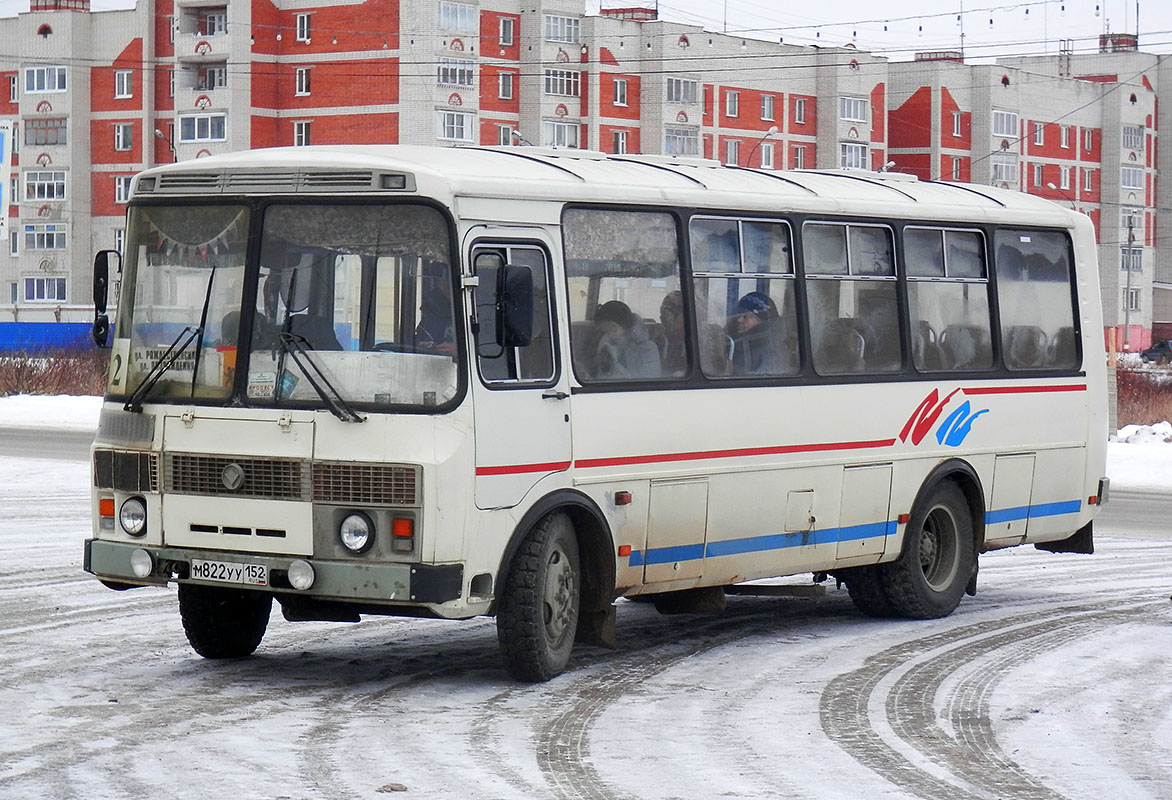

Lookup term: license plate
[190,559,268,586]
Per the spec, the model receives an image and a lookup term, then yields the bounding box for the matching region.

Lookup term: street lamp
[747,125,778,165]
[1045,181,1077,210]
[154,128,177,163]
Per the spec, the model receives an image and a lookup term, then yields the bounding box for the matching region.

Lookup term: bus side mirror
[496,264,534,348]
[93,249,119,348]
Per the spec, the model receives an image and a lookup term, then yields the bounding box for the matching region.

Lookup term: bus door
[468,239,571,509]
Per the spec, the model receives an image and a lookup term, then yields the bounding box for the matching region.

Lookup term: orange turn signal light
[99,498,115,517]
[391,518,414,538]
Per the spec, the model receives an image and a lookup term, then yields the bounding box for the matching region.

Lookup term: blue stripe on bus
[641,543,706,566]
[985,499,1082,525]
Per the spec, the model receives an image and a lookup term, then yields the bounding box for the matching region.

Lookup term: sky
[2,0,1167,64]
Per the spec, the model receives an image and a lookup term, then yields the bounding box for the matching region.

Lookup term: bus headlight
[339,512,374,554]
[130,548,154,578]
[287,559,315,590]
[119,497,147,537]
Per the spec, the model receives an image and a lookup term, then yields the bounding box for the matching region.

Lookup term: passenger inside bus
[658,291,686,375]
[590,300,661,380]
[729,291,792,375]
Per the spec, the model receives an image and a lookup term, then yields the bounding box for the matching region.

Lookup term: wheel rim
[542,545,576,646]
[919,504,961,592]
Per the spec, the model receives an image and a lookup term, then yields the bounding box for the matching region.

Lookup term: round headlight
[119,497,147,537]
[287,559,315,590]
[129,548,153,578]
[339,512,374,554]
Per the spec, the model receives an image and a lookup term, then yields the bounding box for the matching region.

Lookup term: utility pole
[1123,213,1135,350]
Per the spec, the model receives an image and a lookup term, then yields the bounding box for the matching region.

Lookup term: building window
[992,109,1018,137]
[614,78,627,107]
[439,1,476,30]
[168,14,175,42]
[543,120,578,148]
[498,17,515,46]
[24,170,66,201]
[1084,128,1093,150]
[839,96,867,122]
[667,77,698,105]
[1058,165,1070,190]
[202,10,227,35]
[8,75,16,102]
[24,277,67,301]
[1033,122,1044,145]
[952,111,961,137]
[114,70,133,99]
[1121,166,1144,189]
[293,120,311,146]
[179,114,226,142]
[24,223,67,250]
[497,124,514,146]
[115,176,132,203]
[793,145,805,169]
[725,138,739,165]
[1121,247,1143,272]
[612,129,628,154]
[665,127,699,156]
[840,142,868,170]
[1032,163,1042,186]
[761,94,774,121]
[437,58,474,87]
[544,14,580,43]
[26,118,66,146]
[24,66,67,93]
[1121,207,1143,231]
[437,110,473,142]
[1126,288,1141,311]
[498,71,513,100]
[760,142,773,169]
[112,229,125,256]
[1060,125,1070,148]
[1122,125,1143,151]
[8,232,17,257]
[725,90,739,118]
[198,65,227,90]
[168,69,175,97]
[1083,168,1093,192]
[544,69,580,97]
[114,123,133,151]
[991,153,1017,184]
[794,98,806,124]
[295,13,311,42]
[952,158,962,181]
[295,67,311,96]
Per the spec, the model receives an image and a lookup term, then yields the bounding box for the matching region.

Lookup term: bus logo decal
[935,401,989,447]
[901,388,989,448]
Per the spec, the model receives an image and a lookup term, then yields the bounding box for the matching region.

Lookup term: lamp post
[154,128,177,163]
[1045,181,1077,210]
[1123,212,1136,351]
[746,125,778,167]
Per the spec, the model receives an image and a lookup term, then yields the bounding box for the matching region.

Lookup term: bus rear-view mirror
[92,249,120,348]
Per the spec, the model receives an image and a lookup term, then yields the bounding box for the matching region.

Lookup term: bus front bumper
[83,539,464,606]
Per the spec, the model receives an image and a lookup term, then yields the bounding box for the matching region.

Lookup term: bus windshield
[110,202,459,412]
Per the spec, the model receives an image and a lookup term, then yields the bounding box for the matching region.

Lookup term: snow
[1,395,1170,799]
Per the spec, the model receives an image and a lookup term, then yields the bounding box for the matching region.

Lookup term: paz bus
[84,145,1108,681]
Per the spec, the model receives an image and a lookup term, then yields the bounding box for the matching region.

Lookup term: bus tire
[178,583,272,659]
[496,512,581,682]
[837,566,898,618]
[880,481,975,619]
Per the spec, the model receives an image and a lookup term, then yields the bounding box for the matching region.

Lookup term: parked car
[1140,340,1172,363]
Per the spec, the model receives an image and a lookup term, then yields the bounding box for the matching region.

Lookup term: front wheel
[178,583,273,659]
[496,512,581,682]
[880,481,975,619]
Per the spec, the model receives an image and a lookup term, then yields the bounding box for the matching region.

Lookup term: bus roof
[132,144,1083,227]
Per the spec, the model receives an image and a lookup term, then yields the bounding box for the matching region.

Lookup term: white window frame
[543,120,579,148]
[794,98,806,124]
[9,75,17,102]
[761,94,774,121]
[114,70,132,99]
[497,124,514,146]
[544,69,580,98]
[1060,165,1071,190]
[992,109,1018,138]
[295,67,311,96]
[24,276,67,302]
[952,158,962,181]
[725,138,739,166]
[1121,246,1143,272]
[115,176,132,203]
[204,11,227,35]
[1121,207,1143,231]
[24,223,67,251]
[8,230,17,257]
[438,59,475,88]
[24,170,66,201]
[1060,125,1070,148]
[437,110,474,142]
[1126,287,1141,311]
[498,17,514,46]
[665,127,699,156]
[295,13,311,42]
[168,69,175,98]
[24,66,67,94]
[1083,168,1093,192]
[1033,122,1044,145]
[544,14,580,43]
[439,1,477,31]
[839,96,867,123]
[612,129,628,155]
[293,120,311,147]
[725,90,739,118]
[1122,125,1144,151]
[199,65,227,91]
[1033,163,1043,187]
[952,111,961,137]
[793,145,806,169]
[667,77,698,105]
[498,71,513,100]
[613,78,628,107]
[114,228,125,255]
[760,141,774,169]
[991,153,1017,184]
[1121,166,1144,189]
[114,123,133,151]
[179,113,227,143]
[1084,128,1093,150]
[840,142,868,170]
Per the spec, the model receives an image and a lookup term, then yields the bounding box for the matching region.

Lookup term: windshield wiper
[275,332,365,423]
[123,326,201,413]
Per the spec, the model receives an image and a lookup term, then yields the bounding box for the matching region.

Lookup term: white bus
[85,146,1108,681]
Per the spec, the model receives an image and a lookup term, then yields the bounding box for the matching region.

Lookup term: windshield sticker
[247,372,276,398]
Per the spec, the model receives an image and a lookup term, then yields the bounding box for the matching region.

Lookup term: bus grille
[313,463,419,506]
[93,449,160,493]
[166,453,310,501]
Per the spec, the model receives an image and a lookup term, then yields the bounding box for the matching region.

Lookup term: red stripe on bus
[963,384,1086,395]
[476,461,572,477]
[575,439,896,470]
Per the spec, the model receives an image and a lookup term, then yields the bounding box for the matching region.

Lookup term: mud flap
[1034,521,1095,555]
[965,559,979,597]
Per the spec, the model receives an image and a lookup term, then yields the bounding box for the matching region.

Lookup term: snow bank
[0,394,102,430]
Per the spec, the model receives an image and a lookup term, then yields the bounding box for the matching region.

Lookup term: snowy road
[1,435,1170,799]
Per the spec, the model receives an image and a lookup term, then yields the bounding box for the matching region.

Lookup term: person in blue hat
[729,290,789,375]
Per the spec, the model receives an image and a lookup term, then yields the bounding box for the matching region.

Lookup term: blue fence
[0,323,94,351]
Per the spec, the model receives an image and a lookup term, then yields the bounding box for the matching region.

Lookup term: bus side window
[994,230,1079,371]
[473,245,555,384]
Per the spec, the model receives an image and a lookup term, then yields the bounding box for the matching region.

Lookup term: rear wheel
[880,481,975,619]
[837,566,898,618]
[496,512,581,682]
[178,584,272,659]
